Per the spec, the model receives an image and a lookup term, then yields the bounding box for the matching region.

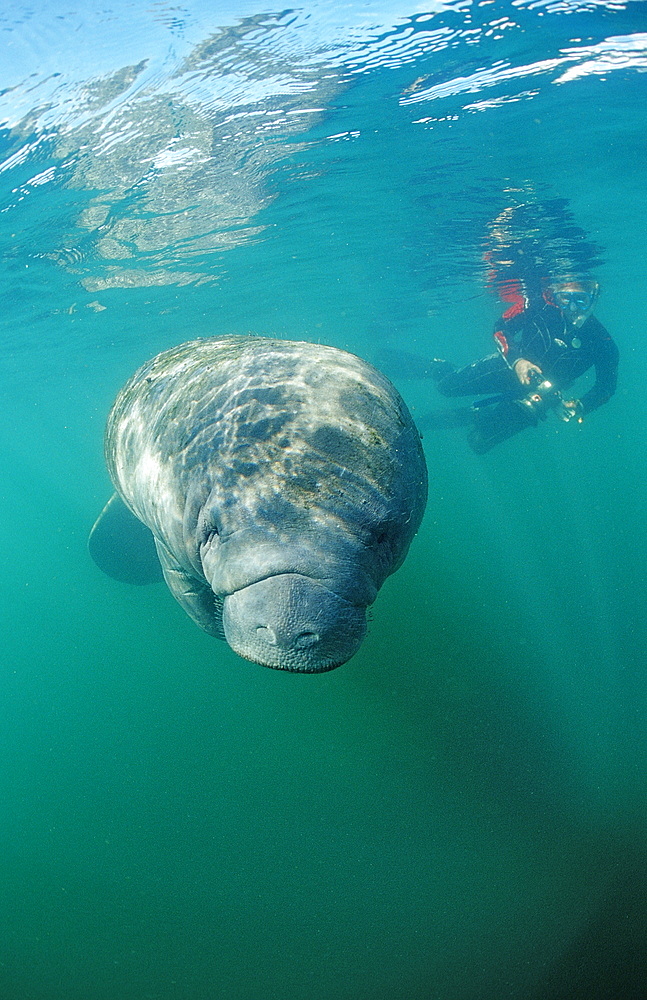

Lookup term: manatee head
[187,348,427,671]
[200,520,382,672]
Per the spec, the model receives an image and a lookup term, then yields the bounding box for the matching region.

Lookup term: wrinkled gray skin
[106,336,427,671]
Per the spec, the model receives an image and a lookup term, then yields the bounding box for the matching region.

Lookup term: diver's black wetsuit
[434,299,618,452]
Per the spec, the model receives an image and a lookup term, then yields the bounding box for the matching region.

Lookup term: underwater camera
[516,370,560,419]
[516,370,581,423]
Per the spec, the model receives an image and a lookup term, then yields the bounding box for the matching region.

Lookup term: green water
[1,3,646,998]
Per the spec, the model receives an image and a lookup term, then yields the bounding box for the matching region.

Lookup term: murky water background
[1,2,646,998]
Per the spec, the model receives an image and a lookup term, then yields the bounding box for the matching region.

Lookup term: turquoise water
[1,3,646,998]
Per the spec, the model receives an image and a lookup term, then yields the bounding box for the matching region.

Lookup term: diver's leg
[467,399,537,453]
[417,407,475,432]
[375,349,451,380]
[436,354,517,397]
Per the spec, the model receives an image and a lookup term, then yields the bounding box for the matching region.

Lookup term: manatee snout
[222,574,367,672]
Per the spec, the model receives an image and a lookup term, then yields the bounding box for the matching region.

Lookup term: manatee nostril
[254,625,319,649]
[255,625,277,645]
[294,630,319,648]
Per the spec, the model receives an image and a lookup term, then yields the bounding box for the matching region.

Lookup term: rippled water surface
[1,3,646,999]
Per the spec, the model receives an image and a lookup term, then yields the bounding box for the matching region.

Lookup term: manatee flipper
[88,493,164,585]
[154,540,224,639]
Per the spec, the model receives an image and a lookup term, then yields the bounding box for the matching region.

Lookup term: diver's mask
[547,280,600,328]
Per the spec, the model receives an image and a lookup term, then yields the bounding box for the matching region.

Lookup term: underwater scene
[1,1,646,997]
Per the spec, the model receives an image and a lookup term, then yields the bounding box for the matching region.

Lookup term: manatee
[91,335,427,671]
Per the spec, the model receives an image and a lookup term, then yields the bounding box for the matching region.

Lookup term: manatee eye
[198,509,220,544]
[373,524,394,550]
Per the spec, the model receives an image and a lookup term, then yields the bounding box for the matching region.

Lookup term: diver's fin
[467,399,536,454]
[374,349,453,381]
[417,407,475,432]
[88,493,164,585]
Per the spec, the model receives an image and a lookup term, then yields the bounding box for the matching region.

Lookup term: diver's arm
[579,330,619,415]
[493,314,540,384]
